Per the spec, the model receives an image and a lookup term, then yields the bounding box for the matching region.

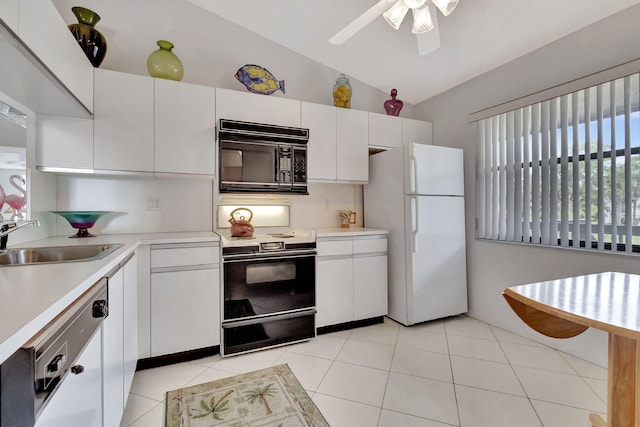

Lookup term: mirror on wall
[0,98,27,221]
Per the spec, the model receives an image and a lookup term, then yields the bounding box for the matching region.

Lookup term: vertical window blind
[475,72,640,253]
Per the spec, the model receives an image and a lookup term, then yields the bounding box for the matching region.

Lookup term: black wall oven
[221,242,316,355]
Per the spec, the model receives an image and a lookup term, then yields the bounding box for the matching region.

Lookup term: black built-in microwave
[218,119,309,194]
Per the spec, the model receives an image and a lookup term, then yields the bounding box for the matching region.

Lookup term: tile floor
[120,315,608,427]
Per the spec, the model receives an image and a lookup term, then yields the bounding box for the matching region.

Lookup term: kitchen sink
[0,243,123,266]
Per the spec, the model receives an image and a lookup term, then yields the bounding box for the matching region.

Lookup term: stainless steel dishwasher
[0,278,109,427]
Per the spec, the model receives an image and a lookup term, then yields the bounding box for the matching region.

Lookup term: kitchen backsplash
[53,176,362,235]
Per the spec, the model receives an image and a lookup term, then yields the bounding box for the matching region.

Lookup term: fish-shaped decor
[235,64,285,95]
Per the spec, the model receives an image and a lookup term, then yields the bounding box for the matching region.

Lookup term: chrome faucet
[0,220,40,250]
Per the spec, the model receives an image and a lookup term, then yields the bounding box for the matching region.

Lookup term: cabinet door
[103,268,125,427]
[336,108,368,182]
[402,118,432,145]
[215,88,301,127]
[353,254,388,320]
[36,115,93,171]
[123,253,138,399]
[94,69,154,172]
[301,102,337,181]
[154,79,216,175]
[35,326,102,427]
[368,112,402,149]
[315,257,354,327]
[151,268,220,356]
[18,0,93,112]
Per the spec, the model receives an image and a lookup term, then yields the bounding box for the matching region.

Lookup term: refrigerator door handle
[411,197,419,253]
[409,144,417,194]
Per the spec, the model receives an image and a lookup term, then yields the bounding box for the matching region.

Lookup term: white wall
[54,175,213,235]
[415,4,640,367]
[52,0,415,119]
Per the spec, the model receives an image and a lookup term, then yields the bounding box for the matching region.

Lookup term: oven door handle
[222,308,317,328]
[223,251,316,262]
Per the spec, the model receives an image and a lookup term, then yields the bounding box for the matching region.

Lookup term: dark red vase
[384,88,404,116]
[68,7,107,67]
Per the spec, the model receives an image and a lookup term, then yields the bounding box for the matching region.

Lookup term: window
[475,73,640,253]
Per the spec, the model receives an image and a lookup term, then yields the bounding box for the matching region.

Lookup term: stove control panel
[260,241,285,251]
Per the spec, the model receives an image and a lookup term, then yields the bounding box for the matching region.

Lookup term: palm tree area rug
[165,364,330,427]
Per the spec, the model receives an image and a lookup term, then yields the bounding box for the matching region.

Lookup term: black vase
[68,7,107,67]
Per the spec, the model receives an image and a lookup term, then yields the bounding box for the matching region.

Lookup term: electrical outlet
[147,197,162,211]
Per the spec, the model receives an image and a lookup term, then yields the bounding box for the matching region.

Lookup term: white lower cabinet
[149,242,220,357]
[103,267,124,427]
[35,326,103,427]
[316,257,354,327]
[103,253,137,427]
[316,234,388,328]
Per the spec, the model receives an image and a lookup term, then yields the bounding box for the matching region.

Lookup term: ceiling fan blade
[416,3,441,55]
[329,0,396,45]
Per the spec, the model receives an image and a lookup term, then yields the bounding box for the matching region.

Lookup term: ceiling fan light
[431,0,459,16]
[383,0,410,30]
[411,6,434,34]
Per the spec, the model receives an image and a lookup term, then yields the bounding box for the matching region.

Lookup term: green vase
[146,40,184,81]
[68,7,107,67]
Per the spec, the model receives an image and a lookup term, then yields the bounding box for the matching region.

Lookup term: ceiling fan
[329,0,459,56]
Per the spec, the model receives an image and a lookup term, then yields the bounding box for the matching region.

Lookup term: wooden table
[503,272,640,427]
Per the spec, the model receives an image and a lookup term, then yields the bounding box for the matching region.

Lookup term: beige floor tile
[502,342,575,374]
[382,372,459,425]
[447,334,508,363]
[559,352,608,380]
[336,339,395,370]
[530,399,606,427]
[317,361,389,406]
[312,393,381,427]
[391,347,452,383]
[451,355,525,396]
[378,410,454,427]
[129,362,208,402]
[396,327,449,354]
[513,366,607,412]
[348,322,400,346]
[211,347,284,374]
[272,351,333,392]
[120,394,160,426]
[285,334,346,359]
[127,402,164,427]
[455,384,542,427]
[445,315,496,340]
[490,325,548,348]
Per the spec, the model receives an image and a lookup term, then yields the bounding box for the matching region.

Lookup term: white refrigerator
[364,143,467,326]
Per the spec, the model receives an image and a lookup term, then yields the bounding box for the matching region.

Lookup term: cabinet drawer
[151,243,219,268]
[353,237,387,254]
[316,239,353,257]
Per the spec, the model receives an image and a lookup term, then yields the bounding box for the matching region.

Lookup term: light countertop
[315,227,389,237]
[0,232,219,364]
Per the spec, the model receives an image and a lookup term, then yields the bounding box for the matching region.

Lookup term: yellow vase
[333,74,352,109]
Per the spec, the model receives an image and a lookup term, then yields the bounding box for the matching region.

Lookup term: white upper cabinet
[336,108,368,182]
[368,112,402,149]
[94,69,154,173]
[36,115,93,171]
[154,78,216,176]
[18,0,93,113]
[301,102,337,181]
[215,88,301,127]
[402,118,432,145]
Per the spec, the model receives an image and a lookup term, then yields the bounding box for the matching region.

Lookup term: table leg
[589,334,638,427]
[589,413,607,427]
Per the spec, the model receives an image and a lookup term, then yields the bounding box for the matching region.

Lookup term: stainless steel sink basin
[0,243,123,266]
